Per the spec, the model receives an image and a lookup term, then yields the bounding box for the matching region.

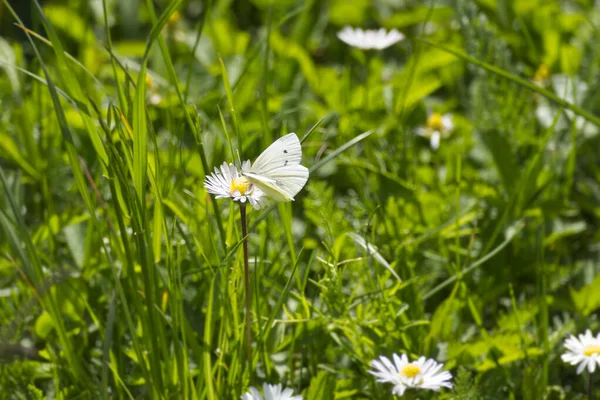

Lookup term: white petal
[535,104,555,128]
[391,383,407,396]
[441,114,454,131]
[241,159,252,171]
[576,360,587,374]
[337,26,404,50]
[430,131,441,150]
[588,360,597,373]
[241,386,263,400]
[393,353,408,371]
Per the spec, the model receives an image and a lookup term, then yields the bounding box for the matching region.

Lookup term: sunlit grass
[1,0,600,399]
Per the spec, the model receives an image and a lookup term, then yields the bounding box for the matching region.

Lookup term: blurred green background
[1,0,600,398]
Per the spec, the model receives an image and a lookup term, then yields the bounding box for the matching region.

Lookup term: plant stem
[589,372,595,400]
[363,51,371,110]
[240,204,252,367]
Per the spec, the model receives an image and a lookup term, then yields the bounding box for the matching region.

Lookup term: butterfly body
[243,133,309,202]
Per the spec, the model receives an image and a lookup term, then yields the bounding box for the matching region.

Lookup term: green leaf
[34,311,54,339]
[329,0,370,26]
[133,62,148,204]
[480,130,520,196]
[570,273,600,316]
[43,5,94,44]
[385,6,454,28]
[219,55,241,140]
[428,297,461,341]
[396,76,442,112]
[270,31,319,91]
[305,371,337,400]
[560,44,582,75]
[420,39,600,127]
[51,279,88,323]
[63,222,86,268]
[0,134,41,180]
[0,37,21,92]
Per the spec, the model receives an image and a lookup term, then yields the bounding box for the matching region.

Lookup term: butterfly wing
[244,133,309,201]
[244,166,309,201]
[250,133,303,171]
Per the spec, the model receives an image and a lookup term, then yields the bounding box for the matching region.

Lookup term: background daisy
[562,330,600,374]
[337,27,404,50]
[415,112,454,150]
[241,383,302,400]
[369,353,453,396]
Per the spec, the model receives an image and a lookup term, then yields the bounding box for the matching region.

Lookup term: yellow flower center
[400,363,421,378]
[145,75,154,88]
[584,344,600,356]
[533,64,550,82]
[168,11,181,26]
[426,112,444,131]
[230,176,251,195]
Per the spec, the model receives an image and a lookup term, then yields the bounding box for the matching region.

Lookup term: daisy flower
[241,383,302,400]
[204,160,268,210]
[369,353,453,396]
[337,27,404,50]
[561,329,600,374]
[415,112,454,150]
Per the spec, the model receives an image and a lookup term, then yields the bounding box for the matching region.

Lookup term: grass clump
[1,0,600,398]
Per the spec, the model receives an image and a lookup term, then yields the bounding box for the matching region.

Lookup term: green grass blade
[420,38,600,126]
[309,130,373,173]
[143,0,227,250]
[133,62,148,205]
[423,220,525,300]
[218,55,242,142]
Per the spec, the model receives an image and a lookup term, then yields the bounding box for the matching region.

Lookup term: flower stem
[589,372,595,400]
[239,204,252,367]
[363,51,371,110]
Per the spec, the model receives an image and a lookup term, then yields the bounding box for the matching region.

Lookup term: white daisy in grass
[204,160,267,210]
[241,383,302,400]
[415,112,454,150]
[337,27,405,50]
[561,329,600,374]
[204,133,308,207]
[369,353,453,396]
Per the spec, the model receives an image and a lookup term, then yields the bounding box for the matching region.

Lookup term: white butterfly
[243,133,309,202]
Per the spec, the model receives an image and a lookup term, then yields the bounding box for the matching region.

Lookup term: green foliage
[0,361,50,400]
[452,367,482,400]
[1,0,600,398]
